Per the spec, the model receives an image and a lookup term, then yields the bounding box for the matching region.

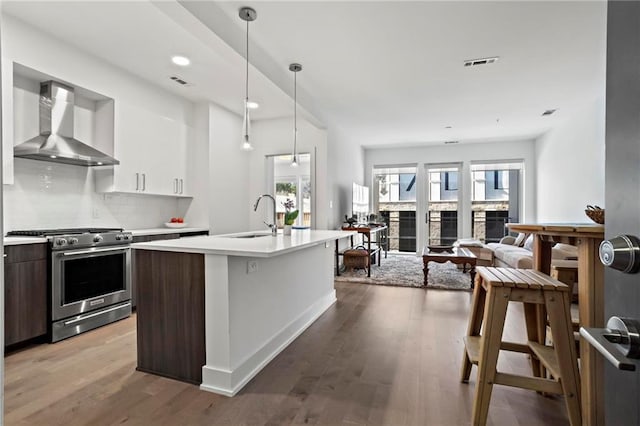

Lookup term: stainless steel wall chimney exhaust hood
[14,81,119,167]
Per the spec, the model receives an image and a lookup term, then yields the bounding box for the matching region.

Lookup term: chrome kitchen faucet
[253,194,278,236]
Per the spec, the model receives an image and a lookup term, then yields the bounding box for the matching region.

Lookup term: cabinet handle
[173,178,178,194]
[135,173,140,191]
[180,178,184,194]
[142,173,146,191]
[3,254,7,258]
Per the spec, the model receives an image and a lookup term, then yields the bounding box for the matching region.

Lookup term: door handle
[580,316,640,371]
[180,179,183,194]
[174,178,178,194]
[142,173,146,191]
[136,173,140,191]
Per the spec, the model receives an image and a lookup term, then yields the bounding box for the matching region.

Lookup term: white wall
[208,103,250,234]
[1,15,206,230]
[326,125,365,229]
[535,98,605,222]
[364,139,537,249]
[249,117,329,230]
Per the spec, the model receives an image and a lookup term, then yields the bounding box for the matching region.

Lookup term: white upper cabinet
[95,101,191,197]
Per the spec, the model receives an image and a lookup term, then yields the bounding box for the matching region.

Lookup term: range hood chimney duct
[13,81,119,167]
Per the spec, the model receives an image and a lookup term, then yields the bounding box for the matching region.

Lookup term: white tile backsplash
[3,158,188,231]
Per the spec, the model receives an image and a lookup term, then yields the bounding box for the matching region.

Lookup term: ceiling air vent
[464,56,499,67]
[444,140,459,145]
[542,109,557,116]
[169,75,192,86]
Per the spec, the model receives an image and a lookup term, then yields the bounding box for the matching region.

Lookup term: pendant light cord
[293,70,297,155]
[245,19,249,102]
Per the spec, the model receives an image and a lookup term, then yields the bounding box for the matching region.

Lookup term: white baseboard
[200,290,336,396]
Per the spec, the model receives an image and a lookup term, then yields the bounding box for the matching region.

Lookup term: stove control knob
[123,234,131,240]
[93,235,104,243]
[68,237,79,245]
[115,234,123,241]
[56,238,67,246]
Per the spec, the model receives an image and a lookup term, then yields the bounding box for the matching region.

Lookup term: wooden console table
[507,223,605,426]
[336,225,388,277]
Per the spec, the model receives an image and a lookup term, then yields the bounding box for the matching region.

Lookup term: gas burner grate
[7,228,124,237]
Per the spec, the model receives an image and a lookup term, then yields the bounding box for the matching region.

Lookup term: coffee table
[422,246,477,287]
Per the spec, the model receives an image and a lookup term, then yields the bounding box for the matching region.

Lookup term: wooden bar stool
[551,259,579,303]
[460,267,581,426]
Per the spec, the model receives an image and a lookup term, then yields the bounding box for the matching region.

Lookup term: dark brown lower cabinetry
[4,244,48,347]
[134,249,205,385]
[131,233,180,243]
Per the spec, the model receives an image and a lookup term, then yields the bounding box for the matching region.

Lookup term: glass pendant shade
[242,98,253,151]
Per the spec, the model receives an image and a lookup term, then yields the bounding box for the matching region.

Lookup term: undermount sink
[229,233,271,239]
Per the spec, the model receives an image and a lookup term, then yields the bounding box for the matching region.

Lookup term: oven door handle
[63,302,132,326]
[60,247,130,257]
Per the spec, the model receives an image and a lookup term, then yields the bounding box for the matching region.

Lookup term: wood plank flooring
[5,282,570,425]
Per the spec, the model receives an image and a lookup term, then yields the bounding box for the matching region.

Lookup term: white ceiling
[2,1,607,149]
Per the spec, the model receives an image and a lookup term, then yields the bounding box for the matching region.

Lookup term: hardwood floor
[5,282,570,425]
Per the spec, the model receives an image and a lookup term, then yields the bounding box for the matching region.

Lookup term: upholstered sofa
[456,234,578,269]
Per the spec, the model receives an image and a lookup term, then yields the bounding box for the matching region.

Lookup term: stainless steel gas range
[7,228,132,342]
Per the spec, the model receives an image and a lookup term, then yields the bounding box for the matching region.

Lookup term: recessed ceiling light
[444,140,459,145]
[171,56,190,66]
[542,109,557,116]
[50,155,57,159]
[246,101,259,109]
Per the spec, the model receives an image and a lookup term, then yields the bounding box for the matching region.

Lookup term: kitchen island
[132,229,354,396]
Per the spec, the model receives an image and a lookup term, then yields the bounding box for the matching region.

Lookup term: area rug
[334,254,472,291]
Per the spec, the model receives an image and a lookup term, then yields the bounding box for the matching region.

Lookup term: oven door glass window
[62,252,126,305]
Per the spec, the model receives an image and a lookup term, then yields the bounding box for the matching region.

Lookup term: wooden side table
[336,225,388,277]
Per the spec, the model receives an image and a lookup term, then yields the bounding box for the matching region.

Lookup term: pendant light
[289,63,302,167]
[239,7,257,151]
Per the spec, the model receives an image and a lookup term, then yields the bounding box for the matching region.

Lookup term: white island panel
[201,242,336,396]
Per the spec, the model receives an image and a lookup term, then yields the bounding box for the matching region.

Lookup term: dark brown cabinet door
[4,244,48,346]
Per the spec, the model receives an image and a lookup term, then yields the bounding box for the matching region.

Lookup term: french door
[424,164,461,246]
[373,165,417,252]
[470,161,522,242]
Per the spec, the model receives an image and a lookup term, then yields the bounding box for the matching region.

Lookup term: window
[493,170,506,190]
[444,171,458,191]
[271,153,311,227]
[399,173,416,201]
[470,161,523,242]
[375,169,417,202]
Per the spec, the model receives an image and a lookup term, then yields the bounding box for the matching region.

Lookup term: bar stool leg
[472,285,511,426]
[545,291,582,426]
[461,275,486,382]
[523,303,542,378]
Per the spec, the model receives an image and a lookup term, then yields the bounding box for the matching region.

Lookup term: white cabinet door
[96,101,190,196]
[111,102,144,193]
[141,113,188,196]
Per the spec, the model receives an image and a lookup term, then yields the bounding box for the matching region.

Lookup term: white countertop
[128,227,209,236]
[132,229,356,258]
[4,236,48,246]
